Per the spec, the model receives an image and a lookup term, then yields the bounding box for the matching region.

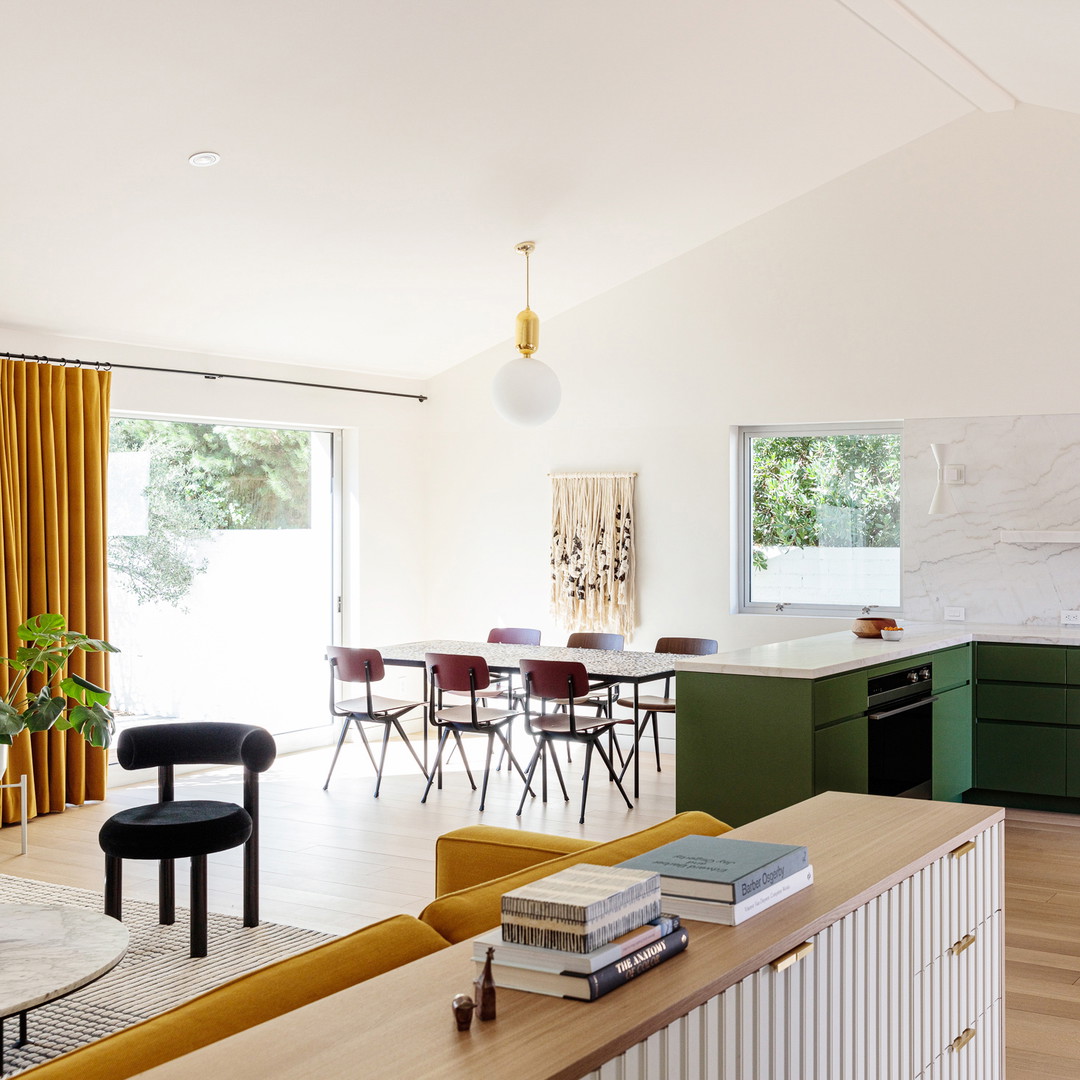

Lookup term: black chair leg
[478,733,495,811]
[547,741,570,802]
[190,855,208,958]
[516,742,545,816]
[323,717,352,790]
[578,741,595,825]
[451,730,477,790]
[421,729,452,803]
[390,717,429,776]
[593,737,634,811]
[104,855,123,921]
[651,712,662,772]
[159,858,175,925]
[373,723,394,798]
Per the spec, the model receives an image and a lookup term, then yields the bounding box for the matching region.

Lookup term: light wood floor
[0,740,1076,1077]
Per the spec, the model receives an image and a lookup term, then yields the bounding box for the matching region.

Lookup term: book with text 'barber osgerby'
[662,865,814,925]
[478,926,690,1000]
[618,834,809,903]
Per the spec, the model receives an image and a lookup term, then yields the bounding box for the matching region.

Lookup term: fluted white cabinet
[586,819,1003,1080]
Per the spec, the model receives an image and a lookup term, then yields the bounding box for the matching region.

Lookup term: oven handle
[868,694,940,721]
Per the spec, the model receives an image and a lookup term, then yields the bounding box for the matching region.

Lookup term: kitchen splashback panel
[904,414,1080,625]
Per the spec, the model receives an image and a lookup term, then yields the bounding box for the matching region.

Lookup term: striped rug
[0,874,333,1074]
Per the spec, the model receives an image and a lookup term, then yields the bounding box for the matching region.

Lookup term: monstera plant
[0,614,119,749]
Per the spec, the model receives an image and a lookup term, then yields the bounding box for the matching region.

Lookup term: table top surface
[0,903,129,1018]
[380,639,695,681]
[129,792,1003,1080]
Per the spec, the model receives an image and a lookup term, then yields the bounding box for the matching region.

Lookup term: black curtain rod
[0,351,427,403]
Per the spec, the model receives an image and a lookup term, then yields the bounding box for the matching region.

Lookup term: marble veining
[0,904,129,1017]
[905,414,1080,624]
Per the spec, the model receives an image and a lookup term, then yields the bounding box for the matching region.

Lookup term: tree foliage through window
[109,419,313,606]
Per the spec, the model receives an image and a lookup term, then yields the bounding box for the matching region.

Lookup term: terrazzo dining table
[379,639,695,798]
[0,904,129,1071]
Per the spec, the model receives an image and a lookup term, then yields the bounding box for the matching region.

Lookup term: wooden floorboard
[3,745,1080,1072]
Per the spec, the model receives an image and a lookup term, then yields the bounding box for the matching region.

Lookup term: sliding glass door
[107,417,338,737]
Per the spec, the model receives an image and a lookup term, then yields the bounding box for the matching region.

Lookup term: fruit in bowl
[880,626,905,641]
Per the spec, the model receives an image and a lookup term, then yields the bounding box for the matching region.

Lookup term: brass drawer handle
[950,839,977,859]
[950,1027,976,1052]
[950,932,977,956]
[771,941,814,973]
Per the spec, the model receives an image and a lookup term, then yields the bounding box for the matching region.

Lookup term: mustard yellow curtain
[0,358,111,821]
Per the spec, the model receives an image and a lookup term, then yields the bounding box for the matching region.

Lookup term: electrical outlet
[944,607,965,621]
[1061,610,1080,626]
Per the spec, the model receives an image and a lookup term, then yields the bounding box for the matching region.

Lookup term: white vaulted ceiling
[0,1,1071,378]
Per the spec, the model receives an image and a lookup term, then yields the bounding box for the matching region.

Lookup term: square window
[738,423,902,616]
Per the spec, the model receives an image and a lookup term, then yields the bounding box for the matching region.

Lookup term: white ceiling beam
[834,0,1016,112]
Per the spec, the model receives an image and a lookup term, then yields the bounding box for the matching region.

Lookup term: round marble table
[0,904,129,1070]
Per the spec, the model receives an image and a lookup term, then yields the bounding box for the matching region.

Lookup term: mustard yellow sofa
[25,810,730,1080]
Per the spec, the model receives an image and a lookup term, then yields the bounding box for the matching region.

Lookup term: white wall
[423,104,1080,648]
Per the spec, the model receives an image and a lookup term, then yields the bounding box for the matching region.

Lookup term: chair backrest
[426,652,492,695]
[520,658,591,701]
[116,722,277,773]
[327,646,386,684]
[566,632,624,651]
[656,637,719,656]
[487,627,541,646]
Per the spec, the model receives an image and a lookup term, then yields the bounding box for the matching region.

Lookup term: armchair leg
[190,855,208,958]
[159,858,175,925]
[104,855,122,921]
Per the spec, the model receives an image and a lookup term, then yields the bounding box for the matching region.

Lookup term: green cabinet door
[976,721,1066,795]
[814,715,868,796]
[932,684,973,802]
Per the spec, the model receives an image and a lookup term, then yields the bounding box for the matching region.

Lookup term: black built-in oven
[866,663,937,797]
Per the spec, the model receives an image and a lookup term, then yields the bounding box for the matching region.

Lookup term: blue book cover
[619,835,809,902]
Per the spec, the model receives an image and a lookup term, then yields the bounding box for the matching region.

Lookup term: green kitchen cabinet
[814,715,868,796]
[676,645,972,827]
[932,683,973,801]
[976,720,1066,795]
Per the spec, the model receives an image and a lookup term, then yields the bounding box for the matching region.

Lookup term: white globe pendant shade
[492,357,561,426]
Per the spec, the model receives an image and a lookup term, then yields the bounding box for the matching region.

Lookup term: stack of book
[475,864,689,1001]
[619,835,813,925]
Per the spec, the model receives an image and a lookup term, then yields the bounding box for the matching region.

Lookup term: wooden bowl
[851,617,893,638]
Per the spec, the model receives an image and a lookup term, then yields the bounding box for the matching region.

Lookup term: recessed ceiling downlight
[188,151,221,167]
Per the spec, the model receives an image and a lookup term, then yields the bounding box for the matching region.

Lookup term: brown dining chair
[423,652,533,812]
[323,646,428,797]
[616,636,718,779]
[516,658,633,824]
[557,632,626,763]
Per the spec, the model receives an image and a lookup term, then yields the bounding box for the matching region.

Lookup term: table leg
[633,684,642,799]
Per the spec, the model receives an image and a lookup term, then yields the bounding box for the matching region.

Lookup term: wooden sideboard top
[131,793,1004,1080]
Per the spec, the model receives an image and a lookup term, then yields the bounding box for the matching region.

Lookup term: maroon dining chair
[517,658,633,824]
[323,646,428,797]
[616,637,719,781]
[423,652,533,812]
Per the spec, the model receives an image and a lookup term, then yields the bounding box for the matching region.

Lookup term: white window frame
[735,421,903,618]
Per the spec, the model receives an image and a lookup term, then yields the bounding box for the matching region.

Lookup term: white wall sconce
[492,242,561,426]
[928,443,966,515]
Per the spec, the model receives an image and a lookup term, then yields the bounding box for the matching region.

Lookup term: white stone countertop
[676,622,1080,680]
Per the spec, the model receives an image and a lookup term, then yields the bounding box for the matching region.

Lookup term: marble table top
[0,904,129,1018]
[380,640,695,682]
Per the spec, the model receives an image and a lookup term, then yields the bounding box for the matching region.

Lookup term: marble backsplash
[904,414,1080,625]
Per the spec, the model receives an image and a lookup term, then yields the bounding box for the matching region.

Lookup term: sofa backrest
[420,810,732,944]
[22,914,450,1080]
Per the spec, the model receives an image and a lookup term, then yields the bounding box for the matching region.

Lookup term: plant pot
[851,617,893,639]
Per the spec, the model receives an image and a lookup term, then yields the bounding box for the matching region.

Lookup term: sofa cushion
[434,825,596,896]
[22,914,451,1080]
[420,810,732,944]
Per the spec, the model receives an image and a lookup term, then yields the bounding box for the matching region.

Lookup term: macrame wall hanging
[550,472,636,638]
